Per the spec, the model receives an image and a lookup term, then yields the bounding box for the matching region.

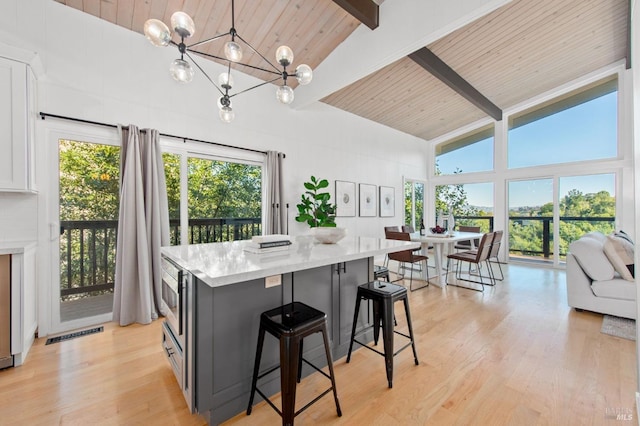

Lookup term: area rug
[601,315,636,341]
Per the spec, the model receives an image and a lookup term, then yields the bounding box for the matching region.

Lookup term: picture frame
[379,186,395,217]
[335,180,356,217]
[359,183,377,217]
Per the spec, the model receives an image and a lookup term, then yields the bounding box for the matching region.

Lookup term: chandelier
[143,0,313,123]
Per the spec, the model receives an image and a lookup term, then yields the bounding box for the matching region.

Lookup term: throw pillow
[614,230,634,246]
[603,235,634,281]
[569,237,615,281]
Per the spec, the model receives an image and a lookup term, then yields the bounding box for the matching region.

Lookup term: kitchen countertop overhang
[161,235,418,288]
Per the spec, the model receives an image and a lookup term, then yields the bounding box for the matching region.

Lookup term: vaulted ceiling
[54,0,629,142]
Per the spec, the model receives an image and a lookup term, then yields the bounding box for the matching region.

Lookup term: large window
[508,77,617,168]
[508,179,553,261]
[436,182,493,232]
[435,125,494,175]
[58,139,120,322]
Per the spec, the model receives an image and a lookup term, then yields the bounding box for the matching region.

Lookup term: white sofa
[566,231,636,319]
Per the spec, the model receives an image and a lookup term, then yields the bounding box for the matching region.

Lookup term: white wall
[0,0,430,334]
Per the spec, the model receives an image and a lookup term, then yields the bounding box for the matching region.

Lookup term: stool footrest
[350,338,386,357]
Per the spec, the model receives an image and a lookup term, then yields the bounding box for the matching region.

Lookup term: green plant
[295,176,337,228]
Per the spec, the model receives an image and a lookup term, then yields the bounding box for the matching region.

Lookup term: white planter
[312,227,347,244]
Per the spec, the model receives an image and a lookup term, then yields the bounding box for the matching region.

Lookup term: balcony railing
[456,215,615,260]
[60,217,261,300]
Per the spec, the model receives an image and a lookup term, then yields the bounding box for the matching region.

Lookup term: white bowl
[312,227,347,244]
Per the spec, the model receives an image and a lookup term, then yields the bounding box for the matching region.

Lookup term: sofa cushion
[569,237,614,281]
[603,235,634,281]
[591,279,636,300]
[581,231,607,243]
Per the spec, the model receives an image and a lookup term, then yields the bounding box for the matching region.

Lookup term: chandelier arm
[229,76,282,98]
[184,51,225,96]
[186,49,281,76]
[187,32,232,49]
[235,33,282,74]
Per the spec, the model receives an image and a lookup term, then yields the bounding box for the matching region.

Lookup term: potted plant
[295,176,346,243]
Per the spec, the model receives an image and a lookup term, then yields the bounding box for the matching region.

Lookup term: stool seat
[247,301,342,425]
[347,281,418,388]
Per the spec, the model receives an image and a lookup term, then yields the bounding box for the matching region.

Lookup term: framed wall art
[335,180,356,217]
[379,186,395,217]
[359,183,377,217]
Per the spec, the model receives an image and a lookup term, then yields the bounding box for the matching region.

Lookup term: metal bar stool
[247,301,342,425]
[346,281,419,388]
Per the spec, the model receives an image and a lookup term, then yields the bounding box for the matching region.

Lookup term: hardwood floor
[0,264,636,425]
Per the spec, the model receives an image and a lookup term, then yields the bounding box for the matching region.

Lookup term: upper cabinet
[0,57,36,193]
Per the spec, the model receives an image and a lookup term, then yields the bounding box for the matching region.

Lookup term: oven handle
[178,269,184,336]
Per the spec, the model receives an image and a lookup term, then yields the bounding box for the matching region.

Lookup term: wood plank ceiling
[323,0,629,140]
[55,0,628,142]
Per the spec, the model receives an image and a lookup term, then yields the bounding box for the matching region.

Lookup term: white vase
[448,212,455,232]
[312,227,347,244]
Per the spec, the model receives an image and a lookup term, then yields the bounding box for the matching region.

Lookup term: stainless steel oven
[162,256,184,345]
[161,255,193,412]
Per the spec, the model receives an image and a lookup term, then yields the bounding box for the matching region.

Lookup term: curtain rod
[39,112,282,157]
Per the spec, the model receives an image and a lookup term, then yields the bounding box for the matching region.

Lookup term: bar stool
[374,265,390,281]
[247,301,342,425]
[346,281,418,388]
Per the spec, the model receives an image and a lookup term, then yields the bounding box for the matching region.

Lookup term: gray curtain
[264,151,285,234]
[113,125,170,326]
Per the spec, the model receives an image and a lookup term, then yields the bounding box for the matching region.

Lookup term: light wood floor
[0,264,636,425]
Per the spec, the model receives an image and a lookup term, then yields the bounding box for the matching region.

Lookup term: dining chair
[446,232,495,291]
[385,231,429,291]
[454,225,481,251]
[401,225,414,233]
[487,230,504,281]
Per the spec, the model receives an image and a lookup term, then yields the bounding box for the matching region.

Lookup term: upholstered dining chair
[401,225,414,233]
[385,231,429,291]
[446,232,495,292]
[454,225,481,251]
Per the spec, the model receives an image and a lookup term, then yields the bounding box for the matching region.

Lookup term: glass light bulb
[224,41,243,62]
[218,72,234,89]
[170,11,195,39]
[276,85,294,104]
[169,59,194,83]
[275,45,294,67]
[295,64,313,85]
[219,106,235,123]
[143,19,171,47]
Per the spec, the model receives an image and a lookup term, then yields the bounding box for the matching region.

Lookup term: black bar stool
[374,265,390,281]
[247,301,342,425]
[346,281,418,388]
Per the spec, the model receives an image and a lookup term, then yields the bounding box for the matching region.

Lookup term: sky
[436,91,617,208]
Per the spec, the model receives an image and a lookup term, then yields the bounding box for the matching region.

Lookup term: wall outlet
[265,275,282,288]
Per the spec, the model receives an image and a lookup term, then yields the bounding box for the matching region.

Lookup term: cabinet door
[0,58,30,191]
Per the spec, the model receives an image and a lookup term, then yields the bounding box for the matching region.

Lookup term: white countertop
[161,235,419,288]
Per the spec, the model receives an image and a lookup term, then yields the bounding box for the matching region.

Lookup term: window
[58,139,120,322]
[508,179,553,262]
[558,174,615,258]
[404,179,425,230]
[435,125,494,175]
[163,152,181,246]
[187,157,262,243]
[508,77,617,168]
[435,182,493,232]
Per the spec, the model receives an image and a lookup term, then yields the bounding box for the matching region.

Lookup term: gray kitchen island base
[195,258,374,425]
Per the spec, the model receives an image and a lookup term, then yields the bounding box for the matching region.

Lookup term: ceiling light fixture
[143,0,313,123]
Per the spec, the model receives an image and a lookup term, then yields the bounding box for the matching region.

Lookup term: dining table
[410,231,484,287]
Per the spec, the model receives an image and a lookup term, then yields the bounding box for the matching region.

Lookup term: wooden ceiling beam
[333,0,379,30]
[409,47,502,121]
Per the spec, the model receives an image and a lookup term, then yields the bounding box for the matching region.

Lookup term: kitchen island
[161,235,418,425]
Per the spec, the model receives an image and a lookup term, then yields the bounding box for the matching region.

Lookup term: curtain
[113,125,170,326]
[264,151,285,234]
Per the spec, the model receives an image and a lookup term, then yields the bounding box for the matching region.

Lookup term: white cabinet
[0,57,36,192]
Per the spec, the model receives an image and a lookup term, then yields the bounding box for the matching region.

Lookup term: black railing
[60,217,261,299]
[456,215,615,260]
